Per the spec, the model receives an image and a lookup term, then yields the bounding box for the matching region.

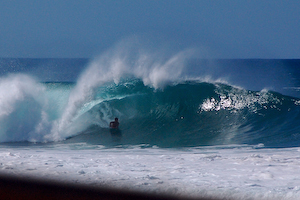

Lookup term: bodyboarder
[109,118,119,129]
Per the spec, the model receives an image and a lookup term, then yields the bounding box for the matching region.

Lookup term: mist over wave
[47,41,198,141]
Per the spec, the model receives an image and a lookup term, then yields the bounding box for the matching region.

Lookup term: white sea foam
[200,85,282,113]
[0,145,299,199]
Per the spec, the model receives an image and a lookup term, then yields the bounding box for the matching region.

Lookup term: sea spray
[48,43,197,141]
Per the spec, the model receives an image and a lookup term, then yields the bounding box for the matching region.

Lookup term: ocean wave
[0,73,300,148]
[65,80,300,148]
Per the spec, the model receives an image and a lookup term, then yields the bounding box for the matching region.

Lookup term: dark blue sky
[1,0,299,58]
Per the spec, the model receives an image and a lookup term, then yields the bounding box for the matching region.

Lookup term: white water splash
[48,40,197,140]
[0,74,50,142]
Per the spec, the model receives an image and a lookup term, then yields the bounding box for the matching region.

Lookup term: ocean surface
[0,52,300,199]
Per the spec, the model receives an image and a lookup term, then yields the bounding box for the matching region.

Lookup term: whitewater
[0,44,300,199]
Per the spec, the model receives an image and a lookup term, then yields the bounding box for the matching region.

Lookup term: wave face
[60,79,300,148]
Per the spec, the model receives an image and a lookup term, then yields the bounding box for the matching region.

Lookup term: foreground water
[1,144,300,199]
